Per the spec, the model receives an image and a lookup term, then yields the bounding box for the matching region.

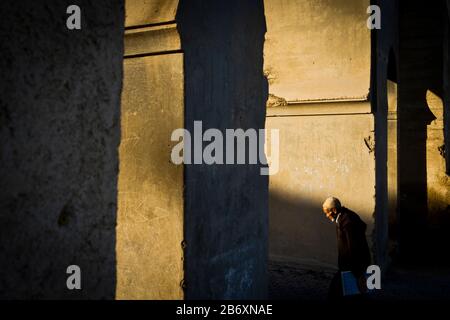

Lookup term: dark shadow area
[268,259,335,301]
[0,1,124,298]
[387,48,398,84]
[397,0,448,265]
[270,260,450,301]
[268,187,450,301]
[267,191,450,301]
[387,48,399,261]
[268,192,341,301]
[269,191,339,268]
[268,172,450,301]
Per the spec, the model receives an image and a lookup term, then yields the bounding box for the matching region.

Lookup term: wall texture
[263,0,375,269]
[266,110,375,267]
[178,0,269,299]
[264,0,371,102]
[116,0,184,299]
[0,1,124,299]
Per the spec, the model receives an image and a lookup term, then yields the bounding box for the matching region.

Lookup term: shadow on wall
[269,190,340,269]
[265,113,376,269]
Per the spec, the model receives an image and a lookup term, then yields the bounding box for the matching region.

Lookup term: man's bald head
[322,197,341,211]
[322,197,341,222]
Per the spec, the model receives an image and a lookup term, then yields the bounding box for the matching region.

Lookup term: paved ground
[268,260,450,301]
[268,260,335,300]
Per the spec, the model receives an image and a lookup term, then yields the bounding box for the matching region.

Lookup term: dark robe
[329,207,371,300]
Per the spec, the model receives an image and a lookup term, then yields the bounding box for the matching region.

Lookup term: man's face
[323,207,338,222]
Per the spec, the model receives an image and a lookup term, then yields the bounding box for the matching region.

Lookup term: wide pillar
[178,0,269,300]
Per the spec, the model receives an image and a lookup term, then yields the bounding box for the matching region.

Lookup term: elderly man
[322,197,371,300]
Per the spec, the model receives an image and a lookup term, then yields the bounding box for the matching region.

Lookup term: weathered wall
[264,0,371,102]
[264,0,375,269]
[0,1,124,298]
[116,0,184,300]
[178,0,269,299]
[426,90,449,230]
[125,0,178,26]
[266,108,375,267]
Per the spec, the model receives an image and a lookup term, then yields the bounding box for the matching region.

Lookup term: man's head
[322,197,342,222]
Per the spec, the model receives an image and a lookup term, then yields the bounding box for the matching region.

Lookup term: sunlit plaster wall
[116,0,184,299]
[426,90,450,228]
[264,0,375,267]
[264,0,371,103]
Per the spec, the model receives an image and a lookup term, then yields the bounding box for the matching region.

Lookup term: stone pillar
[373,0,399,270]
[0,0,124,299]
[178,0,269,300]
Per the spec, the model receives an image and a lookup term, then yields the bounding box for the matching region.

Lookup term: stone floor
[268,260,335,300]
[268,259,450,301]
